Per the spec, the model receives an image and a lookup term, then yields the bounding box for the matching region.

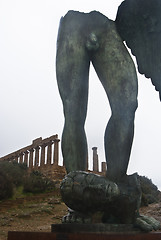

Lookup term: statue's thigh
[56,32,90,121]
[92,26,138,113]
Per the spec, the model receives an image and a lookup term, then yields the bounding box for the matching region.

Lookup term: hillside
[0,191,161,240]
[0,191,67,240]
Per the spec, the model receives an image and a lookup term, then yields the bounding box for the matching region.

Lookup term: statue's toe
[62,208,92,224]
[135,215,160,232]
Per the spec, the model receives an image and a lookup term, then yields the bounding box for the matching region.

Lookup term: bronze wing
[115,0,161,100]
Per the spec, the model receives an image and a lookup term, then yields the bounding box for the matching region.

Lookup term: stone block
[7,231,161,240]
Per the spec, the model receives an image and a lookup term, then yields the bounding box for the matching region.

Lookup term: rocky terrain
[0,191,161,240]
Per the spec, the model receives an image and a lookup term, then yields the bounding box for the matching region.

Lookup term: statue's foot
[135,215,160,232]
[62,208,92,224]
[61,171,142,225]
[60,171,120,213]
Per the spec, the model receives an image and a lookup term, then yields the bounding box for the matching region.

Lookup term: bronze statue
[56,0,161,231]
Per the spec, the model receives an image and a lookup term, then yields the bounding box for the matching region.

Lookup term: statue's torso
[58,10,121,51]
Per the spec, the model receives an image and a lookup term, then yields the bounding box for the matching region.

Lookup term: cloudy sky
[1,0,161,189]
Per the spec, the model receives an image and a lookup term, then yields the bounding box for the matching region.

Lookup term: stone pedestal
[7,230,161,240]
[51,223,140,233]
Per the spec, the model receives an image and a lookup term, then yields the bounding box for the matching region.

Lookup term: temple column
[10,156,15,163]
[46,141,52,165]
[29,148,34,169]
[86,154,88,171]
[19,152,24,164]
[34,146,40,167]
[24,150,29,167]
[92,147,99,172]
[40,144,46,167]
[15,155,19,163]
[53,139,60,165]
[101,162,107,173]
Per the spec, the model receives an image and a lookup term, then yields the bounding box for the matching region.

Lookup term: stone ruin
[0,134,107,180]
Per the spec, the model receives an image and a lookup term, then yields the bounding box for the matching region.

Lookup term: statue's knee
[125,96,138,116]
[113,98,138,121]
[128,99,138,116]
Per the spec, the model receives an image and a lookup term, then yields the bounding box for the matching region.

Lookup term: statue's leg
[92,22,138,182]
[56,18,90,173]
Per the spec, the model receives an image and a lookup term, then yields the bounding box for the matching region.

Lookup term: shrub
[0,168,13,200]
[0,161,27,200]
[23,170,55,194]
[139,175,160,206]
[0,161,27,186]
[0,161,55,199]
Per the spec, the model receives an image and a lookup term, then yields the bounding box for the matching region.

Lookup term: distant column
[86,154,88,171]
[10,156,14,162]
[53,139,60,165]
[35,146,40,167]
[46,141,52,165]
[92,147,99,172]
[19,152,24,164]
[24,150,29,167]
[15,155,19,163]
[63,158,65,166]
[40,144,46,166]
[29,148,34,168]
[101,162,107,173]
